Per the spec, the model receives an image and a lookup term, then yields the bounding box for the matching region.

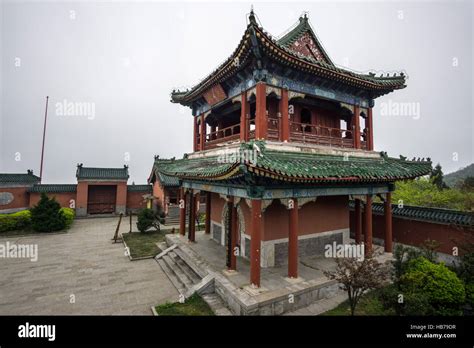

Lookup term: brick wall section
[127,191,148,212]
[350,211,474,255]
[264,196,349,241]
[29,192,76,208]
[0,186,31,212]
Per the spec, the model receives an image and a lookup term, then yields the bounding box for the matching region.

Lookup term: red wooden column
[179,188,186,236]
[250,200,262,287]
[367,107,374,150]
[200,114,206,151]
[384,192,393,252]
[193,116,199,152]
[228,198,238,271]
[288,198,299,278]
[205,192,211,234]
[188,190,195,242]
[240,91,248,142]
[364,195,373,254]
[255,82,267,140]
[353,105,361,149]
[280,88,289,142]
[354,198,362,244]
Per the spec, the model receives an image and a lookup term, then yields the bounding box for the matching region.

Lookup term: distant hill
[444,163,474,187]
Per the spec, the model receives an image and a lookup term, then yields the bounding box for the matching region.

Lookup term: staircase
[155,244,232,315]
[156,249,202,295]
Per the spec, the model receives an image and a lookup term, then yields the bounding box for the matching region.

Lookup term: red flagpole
[39,96,49,183]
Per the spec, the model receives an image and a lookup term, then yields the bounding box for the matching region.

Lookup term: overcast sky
[0,0,472,184]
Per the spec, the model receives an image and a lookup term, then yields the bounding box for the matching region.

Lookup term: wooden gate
[87,185,117,214]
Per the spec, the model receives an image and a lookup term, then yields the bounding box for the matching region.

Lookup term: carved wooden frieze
[288,91,305,100]
[203,84,227,106]
[265,86,281,98]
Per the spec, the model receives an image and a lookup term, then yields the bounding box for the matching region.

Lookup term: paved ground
[0,217,178,315]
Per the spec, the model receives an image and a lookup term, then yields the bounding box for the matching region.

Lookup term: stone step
[168,251,201,284]
[201,293,233,316]
[156,258,186,295]
[172,247,208,279]
[162,255,194,288]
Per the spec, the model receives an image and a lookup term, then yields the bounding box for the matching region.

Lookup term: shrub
[0,210,32,232]
[30,193,66,232]
[60,207,75,228]
[401,257,465,315]
[137,208,164,233]
[379,284,435,316]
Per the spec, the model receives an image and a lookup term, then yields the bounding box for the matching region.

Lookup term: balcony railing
[289,121,355,148]
[200,119,365,150]
[204,124,241,149]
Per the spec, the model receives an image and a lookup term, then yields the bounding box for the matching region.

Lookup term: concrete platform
[165,231,356,315]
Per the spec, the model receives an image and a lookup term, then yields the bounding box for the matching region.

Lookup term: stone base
[165,233,344,316]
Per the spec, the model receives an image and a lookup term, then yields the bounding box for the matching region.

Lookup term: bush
[401,257,465,315]
[0,210,32,232]
[30,193,66,232]
[137,208,164,233]
[60,207,75,228]
[379,284,435,316]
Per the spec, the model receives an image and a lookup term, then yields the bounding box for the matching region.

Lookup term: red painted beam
[280,88,289,142]
[179,188,186,236]
[205,192,211,234]
[364,195,373,254]
[255,82,267,140]
[354,198,362,244]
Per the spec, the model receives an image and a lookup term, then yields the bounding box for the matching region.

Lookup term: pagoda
[150,11,431,287]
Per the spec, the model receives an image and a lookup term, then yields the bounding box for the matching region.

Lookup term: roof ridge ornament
[249,6,257,25]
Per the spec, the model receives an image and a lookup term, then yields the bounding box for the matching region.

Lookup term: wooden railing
[204,124,241,149]
[200,119,363,150]
[289,121,355,148]
[267,118,279,141]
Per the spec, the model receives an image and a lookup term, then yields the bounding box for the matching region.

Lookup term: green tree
[430,163,448,190]
[324,252,388,315]
[136,207,165,233]
[392,177,473,211]
[30,193,66,232]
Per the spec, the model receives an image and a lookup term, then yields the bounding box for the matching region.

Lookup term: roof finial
[300,11,309,23]
[249,5,257,25]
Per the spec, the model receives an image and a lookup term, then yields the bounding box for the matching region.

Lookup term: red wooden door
[87,185,117,214]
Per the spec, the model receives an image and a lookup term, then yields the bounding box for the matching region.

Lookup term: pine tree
[30,193,67,232]
[430,163,448,190]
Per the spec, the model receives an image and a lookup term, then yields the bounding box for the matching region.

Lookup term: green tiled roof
[171,13,406,105]
[127,184,152,192]
[148,158,181,187]
[29,184,77,193]
[0,171,40,186]
[154,142,432,184]
[277,14,334,66]
[351,201,473,227]
[76,165,129,181]
[157,173,180,187]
